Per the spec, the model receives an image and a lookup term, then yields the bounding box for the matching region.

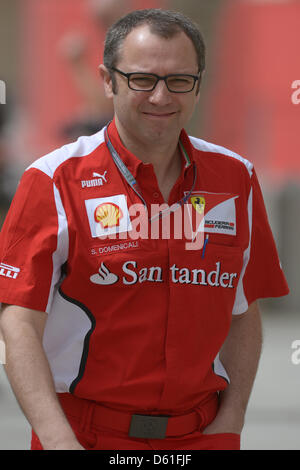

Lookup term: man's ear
[195,82,200,100]
[98,64,114,98]
[195,71,204,99]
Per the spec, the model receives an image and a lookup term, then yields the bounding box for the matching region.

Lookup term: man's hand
[202,403,244,435]
[0,304,82,451]
[203,301,262,436]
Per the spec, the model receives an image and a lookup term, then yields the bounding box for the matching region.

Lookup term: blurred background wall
[199,1,300,313]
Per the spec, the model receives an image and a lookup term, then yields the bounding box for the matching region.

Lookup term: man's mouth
[142,111,177,118]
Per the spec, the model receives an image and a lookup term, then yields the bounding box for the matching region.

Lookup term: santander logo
[90,260,238,288]
[90,262,119,285]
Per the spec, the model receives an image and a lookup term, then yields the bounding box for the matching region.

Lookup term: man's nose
[148,79,173,105]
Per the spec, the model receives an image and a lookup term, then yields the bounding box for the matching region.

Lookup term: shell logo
[94,202,123,228]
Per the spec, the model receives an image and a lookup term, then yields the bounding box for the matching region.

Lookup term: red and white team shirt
[0,119,289,414]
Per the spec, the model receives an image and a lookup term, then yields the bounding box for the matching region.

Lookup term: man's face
[101,25,200,146]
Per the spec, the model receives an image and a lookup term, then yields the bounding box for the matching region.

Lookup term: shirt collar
[107,118,194,178]
[179,127,194,171]
[107,119,143,178]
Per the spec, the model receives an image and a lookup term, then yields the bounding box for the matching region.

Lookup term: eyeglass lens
[129,74,196,92]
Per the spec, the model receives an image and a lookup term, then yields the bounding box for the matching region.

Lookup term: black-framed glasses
[110,67,200,93]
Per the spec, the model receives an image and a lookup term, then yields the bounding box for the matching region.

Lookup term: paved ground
[0,308,299,450]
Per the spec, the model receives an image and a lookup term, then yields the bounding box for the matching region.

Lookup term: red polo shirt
[0,119,289,414]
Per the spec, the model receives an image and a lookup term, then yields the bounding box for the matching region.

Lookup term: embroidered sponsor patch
[85,195,132,238]
[90,240,140,257]
[0,263,20,279]
[89,260,238,288]
[81,171,108,188]
[90,262,119,285]
[185,191,239,236]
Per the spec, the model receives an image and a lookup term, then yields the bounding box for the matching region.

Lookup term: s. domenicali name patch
[185,191,239,236]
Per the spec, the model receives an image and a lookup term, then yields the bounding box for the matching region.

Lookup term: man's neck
[115,120,182,198]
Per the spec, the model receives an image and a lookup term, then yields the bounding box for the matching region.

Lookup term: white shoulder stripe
[232,187,253,315]
[46,183,69,313]
[189,136,253,177]
[26,128,106,178]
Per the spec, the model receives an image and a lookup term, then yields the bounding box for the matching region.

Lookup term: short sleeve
[0,168,68,313]
[232,169,289,314]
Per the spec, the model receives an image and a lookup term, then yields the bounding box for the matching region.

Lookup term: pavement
[0,308,299,450]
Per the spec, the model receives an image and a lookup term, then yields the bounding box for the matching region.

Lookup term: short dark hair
[103,9,206,92]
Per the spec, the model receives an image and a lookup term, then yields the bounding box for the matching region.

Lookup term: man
[0,9,289,450]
